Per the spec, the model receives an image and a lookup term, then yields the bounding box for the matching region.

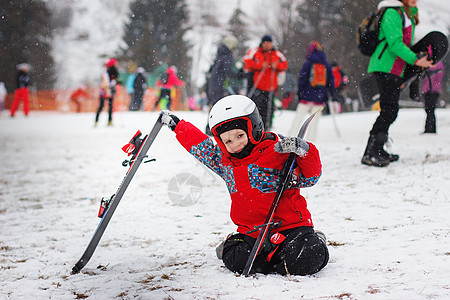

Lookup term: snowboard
[403,31,449,83]
[358,31,449,109]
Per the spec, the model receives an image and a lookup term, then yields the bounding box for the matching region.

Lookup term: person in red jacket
[160,95,328,276]
[244,35,288,129]
[70,85,88,113]
[10,63,31,117]
[153,66,185,110]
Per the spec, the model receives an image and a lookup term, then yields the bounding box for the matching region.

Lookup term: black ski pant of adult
[95,96,113,123]
[222,226,329,276]
[369,72,403,136]
[129,91,144,111]
[251,89,274,129]
[423,92,439,133]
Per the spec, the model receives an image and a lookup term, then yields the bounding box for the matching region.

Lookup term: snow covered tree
[227,6,249,58]
[0,0,56,91]
[122,0,191,83]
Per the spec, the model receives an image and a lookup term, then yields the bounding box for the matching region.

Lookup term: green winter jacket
[368,6,418,77]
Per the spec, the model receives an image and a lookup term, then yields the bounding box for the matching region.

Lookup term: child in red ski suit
[160,95,328,276]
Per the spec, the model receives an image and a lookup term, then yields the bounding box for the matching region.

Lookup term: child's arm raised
[160,111,225,177]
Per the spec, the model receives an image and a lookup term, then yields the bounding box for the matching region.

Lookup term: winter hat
[168,66,178,74]
[215,118,248,137]
[215,118,256,159]
[306,41,323,57]
[106,58,117,68]
[222,35,238,51]
[261,35,273,43]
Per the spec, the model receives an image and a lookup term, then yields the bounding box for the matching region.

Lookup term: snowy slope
[1,108,449,299]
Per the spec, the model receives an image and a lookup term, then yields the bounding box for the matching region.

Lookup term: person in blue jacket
[288,41,334,140]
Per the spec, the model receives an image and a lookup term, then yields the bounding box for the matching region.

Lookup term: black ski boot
[361,133,391,167]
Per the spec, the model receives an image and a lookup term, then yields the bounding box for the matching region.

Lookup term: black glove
[159,110,180,131]
[274,136,310,157]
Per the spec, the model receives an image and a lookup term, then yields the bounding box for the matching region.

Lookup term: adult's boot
[361,133,390,167]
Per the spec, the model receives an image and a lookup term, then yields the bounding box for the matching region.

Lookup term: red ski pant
[10,87,30,116]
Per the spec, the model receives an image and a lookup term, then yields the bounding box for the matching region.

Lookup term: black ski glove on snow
[160,110,180,131]
[274,136,310,157]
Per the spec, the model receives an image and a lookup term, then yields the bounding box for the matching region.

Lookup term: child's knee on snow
[277,233,328,275]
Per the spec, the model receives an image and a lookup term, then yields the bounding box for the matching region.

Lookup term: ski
[71,115,163,274]
[242,107,323,277]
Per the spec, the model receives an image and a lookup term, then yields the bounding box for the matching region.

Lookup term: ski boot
[361,133,390,167]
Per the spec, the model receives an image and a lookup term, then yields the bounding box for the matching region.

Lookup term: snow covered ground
[1,108,450,299]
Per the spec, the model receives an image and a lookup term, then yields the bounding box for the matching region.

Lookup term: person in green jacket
[361,0,433,167]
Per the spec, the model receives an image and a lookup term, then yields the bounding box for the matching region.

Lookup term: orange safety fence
[3,85,188,113]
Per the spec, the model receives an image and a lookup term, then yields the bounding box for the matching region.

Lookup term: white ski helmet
[209,95,264,144]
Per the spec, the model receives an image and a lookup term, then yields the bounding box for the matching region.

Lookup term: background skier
[95,58,120,126]
[69,84,88,113]
[420,61,445,134]
[10,63,31,117]
[288,41,334,140]
[205,35,244,134]
[244,35,288,129]
[129,67,147,111]
[330,62,350,112]
[153,66,184,111]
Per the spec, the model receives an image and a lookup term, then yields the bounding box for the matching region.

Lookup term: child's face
[219,129,248,154]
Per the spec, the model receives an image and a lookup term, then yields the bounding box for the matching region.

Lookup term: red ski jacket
[156,67,185,90]
[243,47,288,92]
[174,120,321,238]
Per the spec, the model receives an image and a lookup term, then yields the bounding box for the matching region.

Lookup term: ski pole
[247,65,267,99]
[266,63,277,129]
[327,100,341,138]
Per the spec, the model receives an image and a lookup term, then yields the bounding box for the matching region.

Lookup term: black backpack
[357,7,404,56]
[160,72,169,84]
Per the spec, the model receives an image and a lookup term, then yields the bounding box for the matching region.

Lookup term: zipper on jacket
[378,39,388,60]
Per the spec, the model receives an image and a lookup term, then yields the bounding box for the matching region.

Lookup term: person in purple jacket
[288,41,334,140]
[421,61,445,134]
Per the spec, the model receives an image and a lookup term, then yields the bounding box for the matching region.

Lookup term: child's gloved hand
[274,136,310,157]
[159,110,180,131]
